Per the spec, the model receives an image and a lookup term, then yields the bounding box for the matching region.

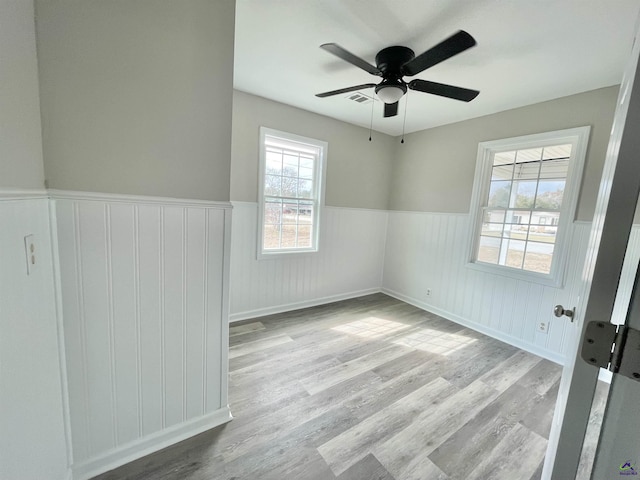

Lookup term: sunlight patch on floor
[393,328,477,355]
[332,317,477,356]
[331,317,411,339]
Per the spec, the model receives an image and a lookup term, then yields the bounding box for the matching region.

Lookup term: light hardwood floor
[93,293,562,480]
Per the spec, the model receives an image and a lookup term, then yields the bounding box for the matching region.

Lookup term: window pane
[263,225,281,250]
[513,160,540,181]
[503,223,526,240]
[488,181,511,208]
[299,201,313,223]
[282,202,298,224]
[485,209,506,224]
[283,154,299,174]
[299,166,313,180]
[477,236,500,264]
[515,181,537,209]
[515,148,542,163]
[527,225,557,244]
[493,151,515,166]
[281,177,297,197]
[297,225,312,247]
[281,224,297,248]
[539,157,569,179]
[481,222,502,237]
[529,226,557,243]
[264,175,281,196]
[492,164,513,181]
[266,151,282,174]
[264,200,282,224]
[504,210,530,225]
[503,239,525,269]
[298,179,313,198]
[535,181,565,209]
[300,157,314,169]
[542,144,571,160]
[523,242,554,274]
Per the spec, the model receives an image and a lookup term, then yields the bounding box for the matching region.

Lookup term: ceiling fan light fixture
[375,85,406,104]
[375,77,407,104]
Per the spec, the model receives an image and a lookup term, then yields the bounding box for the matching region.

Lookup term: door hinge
[582,321,640,382]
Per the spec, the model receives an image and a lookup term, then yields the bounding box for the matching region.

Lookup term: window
[468,127,590,285]
[258,127,327,257]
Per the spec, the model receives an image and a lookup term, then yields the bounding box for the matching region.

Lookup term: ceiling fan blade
[316,83,376,98]
[384,101,399,118]
[402,30,476,76]
[408,79,479,102]
[320,43,382,76]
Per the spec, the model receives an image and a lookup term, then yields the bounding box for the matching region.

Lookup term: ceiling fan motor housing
[375,46,415,75]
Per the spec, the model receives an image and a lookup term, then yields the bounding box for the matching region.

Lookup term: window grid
[477,144,571,274]
[260,131,324,254]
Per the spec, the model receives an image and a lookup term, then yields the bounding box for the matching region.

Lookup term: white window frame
[257,127,327,259]
[466,126,590,286]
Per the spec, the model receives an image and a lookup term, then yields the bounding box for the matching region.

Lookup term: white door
[543,16,640,480]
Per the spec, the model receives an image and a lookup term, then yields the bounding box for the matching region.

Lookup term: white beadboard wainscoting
[229,202,388,322]
[51,191,233,480]
[382,212,598,364]
[0,193,69,480]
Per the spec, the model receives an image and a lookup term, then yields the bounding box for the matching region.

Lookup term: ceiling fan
[316,30,480,118]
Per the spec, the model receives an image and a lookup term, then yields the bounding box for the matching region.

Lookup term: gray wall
[231,90,395,210]
[390,86,619,221]
[0,0,45,189]
[36,0,235,201]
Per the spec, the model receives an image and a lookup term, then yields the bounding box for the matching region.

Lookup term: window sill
[465,260,564,287]
[257,248,319,260]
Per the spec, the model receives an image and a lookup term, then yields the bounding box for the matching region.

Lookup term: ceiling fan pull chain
[369,94,375,141]
[401,91,409,144]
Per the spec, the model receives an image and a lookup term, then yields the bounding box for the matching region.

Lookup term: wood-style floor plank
[318,377,458,475]
[478,349,543,392]
[372,379,501,479]
[336,454,396,480]
[515,358,563,396]
[229,321,265,337]
[92,293,564,480]
[228,333,293,359]
[428,383,543,479]
[465,422,548,480]
[300,343,409,395]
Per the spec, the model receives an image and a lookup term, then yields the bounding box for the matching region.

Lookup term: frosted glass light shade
[376,86,405,104]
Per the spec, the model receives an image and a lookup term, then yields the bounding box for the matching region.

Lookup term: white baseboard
[71,406,233,480]
[381,287,566,366]
[229,288,382,323]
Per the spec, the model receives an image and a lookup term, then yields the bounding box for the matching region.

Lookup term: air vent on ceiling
[346,92,374,104]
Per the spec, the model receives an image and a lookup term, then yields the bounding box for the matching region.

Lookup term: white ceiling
[234,0,640,137]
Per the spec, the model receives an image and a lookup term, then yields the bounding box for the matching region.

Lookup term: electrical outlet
[24,234,36,275]
[426,288,432,297]
[538,321,549,334]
